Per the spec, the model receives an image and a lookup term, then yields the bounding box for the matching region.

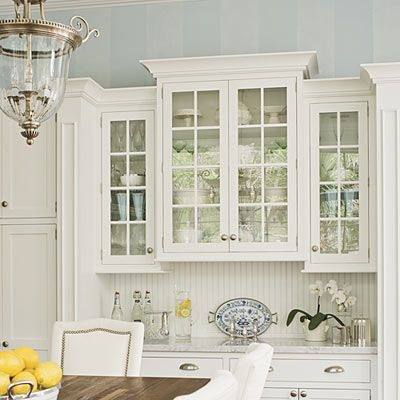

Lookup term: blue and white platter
[208,298,278,338]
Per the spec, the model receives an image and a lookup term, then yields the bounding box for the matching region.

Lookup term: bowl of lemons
[0,347,62,400]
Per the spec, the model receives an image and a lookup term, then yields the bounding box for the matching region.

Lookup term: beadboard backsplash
[101,262,377,339]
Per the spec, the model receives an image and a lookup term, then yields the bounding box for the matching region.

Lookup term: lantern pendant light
[0,0,99,145]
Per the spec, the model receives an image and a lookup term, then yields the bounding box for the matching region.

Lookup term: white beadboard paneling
[103,262,377,339]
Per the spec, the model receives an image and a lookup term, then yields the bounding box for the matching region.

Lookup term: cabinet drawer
[267,359,370,383]
[230,358,370,384]
[141,356,223,378]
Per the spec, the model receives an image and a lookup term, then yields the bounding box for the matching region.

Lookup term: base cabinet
[0,224,56,359]
[262,388,369,400]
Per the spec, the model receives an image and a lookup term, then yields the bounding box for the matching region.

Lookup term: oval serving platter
[208,298,277,338]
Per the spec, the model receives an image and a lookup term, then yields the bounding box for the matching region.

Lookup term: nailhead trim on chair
[61,328,133,376]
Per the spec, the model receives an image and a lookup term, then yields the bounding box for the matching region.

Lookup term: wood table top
[59,376,209,400]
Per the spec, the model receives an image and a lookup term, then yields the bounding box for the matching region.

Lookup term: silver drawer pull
[324,366,345,374]
[179,363,199,371]
[269,366,274,372]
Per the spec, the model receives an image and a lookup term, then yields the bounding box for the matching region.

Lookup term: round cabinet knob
[1,201,8,208]
[221,234,228,241]
[300,391,307,398]
[2,341,9,348]
[230,234,238,241]
[147,247,154,254]
[290,390,298,398]
[311,245,319,252]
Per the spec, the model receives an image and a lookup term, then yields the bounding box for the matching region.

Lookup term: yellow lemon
[180,308,191,318]
[34,362,62,389]
[0,351,25,377]
[180,299,191,309]
[14,348,40,370]
[0,372,10,396]
[12,371,37,395]
[24,369,36,375]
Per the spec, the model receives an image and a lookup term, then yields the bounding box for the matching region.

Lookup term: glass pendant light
[0,0,99,145]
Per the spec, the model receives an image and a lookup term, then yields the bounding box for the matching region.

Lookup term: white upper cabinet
[0,116,56,219]
[102,111,155,266]
[310,103,369,266]
[163,81,230,253]
[229,78,297,252]
[142,52,317,261]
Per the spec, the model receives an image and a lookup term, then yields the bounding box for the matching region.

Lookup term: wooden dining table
[59,376,209,400]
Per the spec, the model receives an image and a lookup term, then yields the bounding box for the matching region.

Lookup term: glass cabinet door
[102,111,154,265]
[229,78,297,252]
[310,103,369,264]
[163,82,229,252]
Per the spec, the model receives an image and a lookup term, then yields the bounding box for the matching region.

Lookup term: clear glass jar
[174,290,192,341]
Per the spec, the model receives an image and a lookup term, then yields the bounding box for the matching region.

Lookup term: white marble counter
[143,337,377,354]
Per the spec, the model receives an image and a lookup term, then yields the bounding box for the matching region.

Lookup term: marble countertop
[143,337,377,354]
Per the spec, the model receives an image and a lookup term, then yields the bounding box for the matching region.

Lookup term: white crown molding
[361,62,400,84]
[141,51,319,80]
[0,0,194,14]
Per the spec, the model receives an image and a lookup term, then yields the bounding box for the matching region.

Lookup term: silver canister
[351,318,371,347]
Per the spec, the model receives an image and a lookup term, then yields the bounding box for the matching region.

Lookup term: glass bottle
[131,290,143,322]
[143,290,153,314]
[175,290,192,341]
[111,291,124,321]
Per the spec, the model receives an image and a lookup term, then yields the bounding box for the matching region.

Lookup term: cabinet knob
[147,247,154,254]
[179,363,199,371]
[290,390,298,398]
[1,201,8,208]
[230,234,238,241]
[311,245,319,252]
[300,391,307,398]
[2,341,9,348]
[221,234,228,241]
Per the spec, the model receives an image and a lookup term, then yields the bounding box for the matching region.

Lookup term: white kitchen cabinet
[262,389,369,400]
[0,116,56,219]
[1,224,57,354]
[304,99,374,272]
[142,52,318,261]
[101,111,155,266]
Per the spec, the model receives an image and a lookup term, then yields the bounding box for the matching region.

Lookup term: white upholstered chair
[174,370,238,400]
[51,318,144,377]
[234,343,274,400]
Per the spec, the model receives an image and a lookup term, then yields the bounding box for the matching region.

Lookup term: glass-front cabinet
[163,82,229,252]
[102,111,154,265]
[162,78,297,254]
[309,102,369,265]
[229,78,297,252]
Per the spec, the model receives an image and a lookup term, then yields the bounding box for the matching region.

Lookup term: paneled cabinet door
[163,82,230,252]
[262,388,298,399]
[310,103,369,265]
[298,389,370,400]
[102,111,155,265]
[1,225,56,353]
[0,116,56,218]
[229,78,297,252]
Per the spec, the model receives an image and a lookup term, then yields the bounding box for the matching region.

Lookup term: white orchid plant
[325,279,357,312]
[286,280,349,331]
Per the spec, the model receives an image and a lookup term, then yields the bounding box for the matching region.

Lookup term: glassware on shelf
[116,192,127,221]
[175,290,192,341]
[111,291,124,321]
[130,120,146,152]
[131,191,145,221]
[131,290,143,322]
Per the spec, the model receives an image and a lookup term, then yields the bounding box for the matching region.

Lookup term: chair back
[51,318,144,377]
[234,343,274,400]
[174,370,238,400]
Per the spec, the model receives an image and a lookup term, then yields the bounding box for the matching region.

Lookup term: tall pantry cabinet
[0,116,57,359]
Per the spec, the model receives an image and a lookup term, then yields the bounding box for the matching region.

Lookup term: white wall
[100,262,377,339]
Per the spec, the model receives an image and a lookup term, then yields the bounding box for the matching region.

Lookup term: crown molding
[0,0,193,14]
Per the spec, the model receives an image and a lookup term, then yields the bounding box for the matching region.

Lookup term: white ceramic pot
[303,319,329,342]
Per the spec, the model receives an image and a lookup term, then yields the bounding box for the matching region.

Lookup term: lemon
[0,351,25,377]
[0,372,10,396]
[12,371,37,395]
[180,308,191,318]
[34,362,62,389]
[14,348,40,370]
